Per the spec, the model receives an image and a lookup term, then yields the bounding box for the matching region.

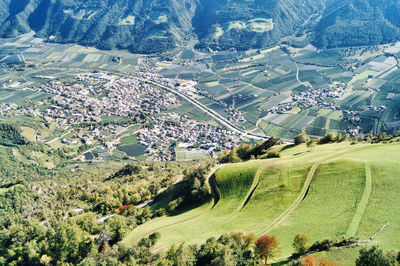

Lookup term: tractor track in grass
[153,165,264,251]
[346,163,372,236]
[257,146,373,236]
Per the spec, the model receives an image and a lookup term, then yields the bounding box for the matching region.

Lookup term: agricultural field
[123,141,400,262]
[117,135,147,160]
[157,43,400,138]
[3,33,400,147]
[0,32,140,88]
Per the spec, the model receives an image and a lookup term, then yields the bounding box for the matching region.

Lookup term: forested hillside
[2,0,400,53]
[314,0,400,48]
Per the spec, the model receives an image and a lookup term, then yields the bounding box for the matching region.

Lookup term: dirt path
[295,63,308,87]
[346,163,372,236]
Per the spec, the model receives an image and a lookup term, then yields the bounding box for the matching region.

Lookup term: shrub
[293,234,310,255]
[319,133,336,144]
[155,208,166,217]
[294,130,310,145]
[356,246,396,266]
[266,150,280,158]
[309,239,334,252]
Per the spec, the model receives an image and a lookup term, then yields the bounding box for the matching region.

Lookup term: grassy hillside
[123,141,400,261]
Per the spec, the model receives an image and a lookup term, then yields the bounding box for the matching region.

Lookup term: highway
[140,78,294,144]
[140,78,271,141]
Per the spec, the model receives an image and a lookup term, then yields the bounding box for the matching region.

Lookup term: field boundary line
[346,163,372,236]
[257,162,319,236]
[236,166,262,213]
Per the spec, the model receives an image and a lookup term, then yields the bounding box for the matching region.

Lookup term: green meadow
[122,141,400,261]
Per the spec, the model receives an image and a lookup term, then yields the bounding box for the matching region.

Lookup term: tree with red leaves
[255,235,279,265]
[302,255,316,266]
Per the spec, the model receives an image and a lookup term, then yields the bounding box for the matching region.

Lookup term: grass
[122,141,400,263]
[270,160,365,258]
[346,164,372,236]
[20,126,36,142]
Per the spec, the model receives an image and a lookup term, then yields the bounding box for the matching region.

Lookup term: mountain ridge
[2,0,400,53]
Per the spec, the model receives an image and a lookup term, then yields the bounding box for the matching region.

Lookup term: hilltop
[122,139,400,264]
[2,0,400,53]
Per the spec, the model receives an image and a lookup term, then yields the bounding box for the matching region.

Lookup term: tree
[174,243,196,266]
[40,254,52,265]
[236,144,252,161]
[255,235,279,264]
[307,139,317,150]
[211,246,237,266]
[293,233,310,255]
[336,133,343,142]
[356,246,396,266]
[301,255,316,266]
[223,148,242,163]
[294,130,310,145]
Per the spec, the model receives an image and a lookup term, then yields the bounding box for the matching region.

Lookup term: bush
[266,151,280,158]
[293,234,310,255]
[294,130,309,145]
[220,137,283,163]
[155,208,166,217]
[319,133,336,144]
[167,197,183,213]
[309,239,334,252]
[356,246,396,266]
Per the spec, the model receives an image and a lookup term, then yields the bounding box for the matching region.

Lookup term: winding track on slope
[122,165,222,244]
[129,145,374,250]
[152,165,264,251]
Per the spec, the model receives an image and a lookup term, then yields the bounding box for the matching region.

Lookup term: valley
[2,32,400,165]
[2,1,400,264]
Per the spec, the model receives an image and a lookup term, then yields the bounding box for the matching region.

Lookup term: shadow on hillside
[167,199,212,217]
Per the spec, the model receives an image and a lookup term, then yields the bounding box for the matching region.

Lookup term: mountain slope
[123,141,400,260]
[2,0,400,53]
[314,0,400,48]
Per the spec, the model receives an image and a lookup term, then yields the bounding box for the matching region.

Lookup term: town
[0,72,242,161]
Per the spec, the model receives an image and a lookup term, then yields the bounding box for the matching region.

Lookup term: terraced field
[123,141,400,261]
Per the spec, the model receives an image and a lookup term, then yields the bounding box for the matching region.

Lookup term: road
[137,78,269,141]
[137,78,297,143]
[295,63,308,87]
